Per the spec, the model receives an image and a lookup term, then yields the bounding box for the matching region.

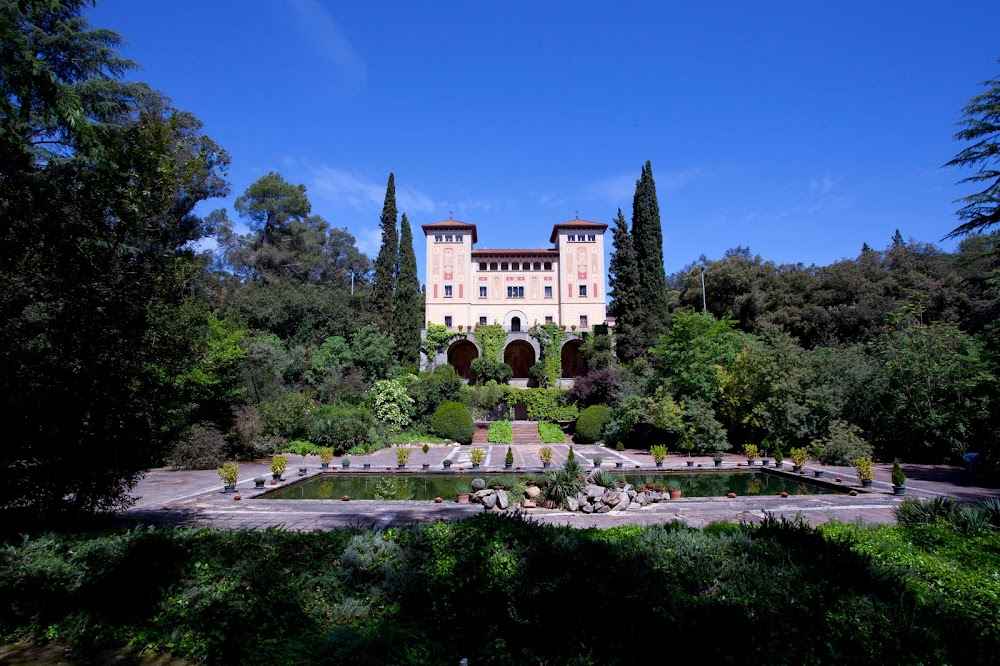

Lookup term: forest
[1,1,998,520]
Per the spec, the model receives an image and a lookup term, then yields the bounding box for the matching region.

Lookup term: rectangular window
[545,316,553,325]
[580,315,588,328]
[444,316,452,327]
[479,286,487,298]
[544,262,552,271]
[444,285,453,298]
[456,234,463,242]
[544,286,552,298]
[445,235,453,242]
[579,285,587,297]
[479,316,487,325]
[479,262,487,271]
[587,234,596,242]
[507,286,524,298]
[435,235,443,242]
[501,262,509,270]
[567,234,576,242]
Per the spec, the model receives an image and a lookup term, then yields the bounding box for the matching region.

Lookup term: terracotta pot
[849,490,858,496]
[342,495,350,501]
[434,497,443,503]
[669,489,682,500]
[780,491,788,498]
[457,493,470,504]
[727,492,737,498]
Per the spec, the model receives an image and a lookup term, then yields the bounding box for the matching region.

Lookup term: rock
[634,493,648,506]
[475,489,493,499]
[626,489,637,499]
[566,496,580,511]
[497,489,509,509]
[595,504,611,513]
[525,485,541,499]
[611,493,630,512]
[605,491,621,508]
[522,499,536,508]
[471,478,486,492]
[623,483,634,493]
[483,493,497,509]
[581,502,594,513]
[585,485,604,499]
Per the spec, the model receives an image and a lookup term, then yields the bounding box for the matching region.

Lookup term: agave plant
[545,467,583,505]
[592,470,621,489]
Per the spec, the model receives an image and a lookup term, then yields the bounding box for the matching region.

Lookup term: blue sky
[90,1,1000,278]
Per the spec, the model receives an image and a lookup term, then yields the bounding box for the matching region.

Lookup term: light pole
[699,265,707,312]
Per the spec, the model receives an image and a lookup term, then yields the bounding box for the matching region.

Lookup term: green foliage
[424,323,455,356]
[944,62,1000,238]
[592,470,621,488]
[395,446,411,466]
[743,443,759,460]
[574,404,611,443]
[430,401,475,444]
[507,387,579,422]
[682,399,730,453]
[545,467,584,506]
[790,447,809,467]
[774,445,784,464]
[469,356,513,384]
[529,324,566,387]
[310,403,377,455]
[608,208,645,363]
[216,462,239,486]
[538,421,565,444]
[394,214,423,366]
[408,365,463,428]
[370,377,415,430]
[372,173,398,332]
[505,447,514,466]
[632,161,669,343]
[165,422,226,470]
[474,324,506,362]
[257,390,316,439]
[854,457,874,482]
[269,455,287,476]
[318,447,334,464]
[351,324,399,382]
[650,445,667,463]
[814,420,873,465]
[539,446,553,463]
[469,448,485,465]
[892,459,906,487]
[488,420,513,444]
[605,388,685,448]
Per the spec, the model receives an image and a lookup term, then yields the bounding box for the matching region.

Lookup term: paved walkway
[118,445,1000,532]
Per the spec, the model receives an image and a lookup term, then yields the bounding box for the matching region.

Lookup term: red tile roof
[549,218,608,243]
[421,219,478,243]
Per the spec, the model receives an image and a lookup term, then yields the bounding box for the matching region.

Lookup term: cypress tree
[395,213,423,367]
[631,160,669,343]
[608,208,644,363]
[372,173,399,327]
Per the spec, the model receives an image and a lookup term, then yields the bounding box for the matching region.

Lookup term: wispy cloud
[808,174,837,195]
[310,167,436,214]
[742,194,855,224]
[355,226,383,257]
[286,0,366,87]
[439,197,516,217]
[581,167,708,202]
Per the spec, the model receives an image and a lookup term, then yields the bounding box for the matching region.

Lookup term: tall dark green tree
[0,2,230,517]
[631,160,669,343]
[372,173,399,327]
[608,208,644,363]
[395,213,423,367]
[233,172,310,246]
[944,61,1000,239]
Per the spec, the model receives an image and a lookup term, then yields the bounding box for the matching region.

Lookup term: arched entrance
[504,340,536,379]
[561,339,587,378]
[447,340,479,381]
[511,316,521,332]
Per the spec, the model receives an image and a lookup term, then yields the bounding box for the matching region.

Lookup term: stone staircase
[472,420,550,444]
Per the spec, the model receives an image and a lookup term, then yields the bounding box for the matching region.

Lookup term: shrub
[814,420,873,466]
[592,470,620,488]
[470,448,485,465]
[774,445,784,464]
[430,401,475,444]
[488,420,514,444]
[396,447,411,466]
[854,457,874,482]
[319,447,334,464]
[270,455,287,476]
[407,365,463,427]
[539,446,553,463]
[538,422,565,444]
[743,444,759,461]
[505,447,514,466]
[257,390,317,439]
[574,404,611,443]
[892,459,906,487]
[650,445,667,463]
[310,403,377,455]
[216,462,239,487]
[545,467,583,506]
[370,377,414,430]
[166,422,226,470]
[790,447,809,467]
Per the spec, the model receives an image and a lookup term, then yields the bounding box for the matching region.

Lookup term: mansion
[421,216,609,383]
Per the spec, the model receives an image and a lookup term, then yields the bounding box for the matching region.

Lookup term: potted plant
[217,462,239,492]
[270,455,287,481]
[504,446,514,470]
[713,454,723,467]
[743,443,759,466]
[810,444,824,476]
[891,459,906,495]
[592,455,603,468]
[470,447,485,469]
[773,445,784,469]
[760,439,770,467]
[679,435,695,466]
[341,457,351,469]
[457,491,470,504]
[854,457,874,487]
[396,446,411,469]
[443,458,453,470]
[650,445,667,468]
[539,446,553,469]
[319,447,333,469]
[790,447,808,472]
[422,442,430,455]
[254,476,265,489]
[667,479,682,500]
[295,440,311,474]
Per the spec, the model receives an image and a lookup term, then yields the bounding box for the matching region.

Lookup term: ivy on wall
[530,324,566,387]
[474,324,506,362]
[424,323,456,356]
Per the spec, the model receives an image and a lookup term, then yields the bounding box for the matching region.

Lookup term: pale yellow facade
[422,218,608,332]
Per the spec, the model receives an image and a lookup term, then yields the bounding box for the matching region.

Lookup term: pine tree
[631,160,669,343]
[395,213,423,367]
[608,208,644,363]
[372,173,399,327]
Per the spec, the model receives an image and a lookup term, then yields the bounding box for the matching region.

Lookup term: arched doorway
[561,339,587,378]
[504,340,536,379]
[511,316,521,332]
[447,340,479,381]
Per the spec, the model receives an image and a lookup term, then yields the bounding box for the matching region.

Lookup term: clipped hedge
[431,401,475,444]
[487,420,513,444]
[574,404,611,443]
[538,421,566,444]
